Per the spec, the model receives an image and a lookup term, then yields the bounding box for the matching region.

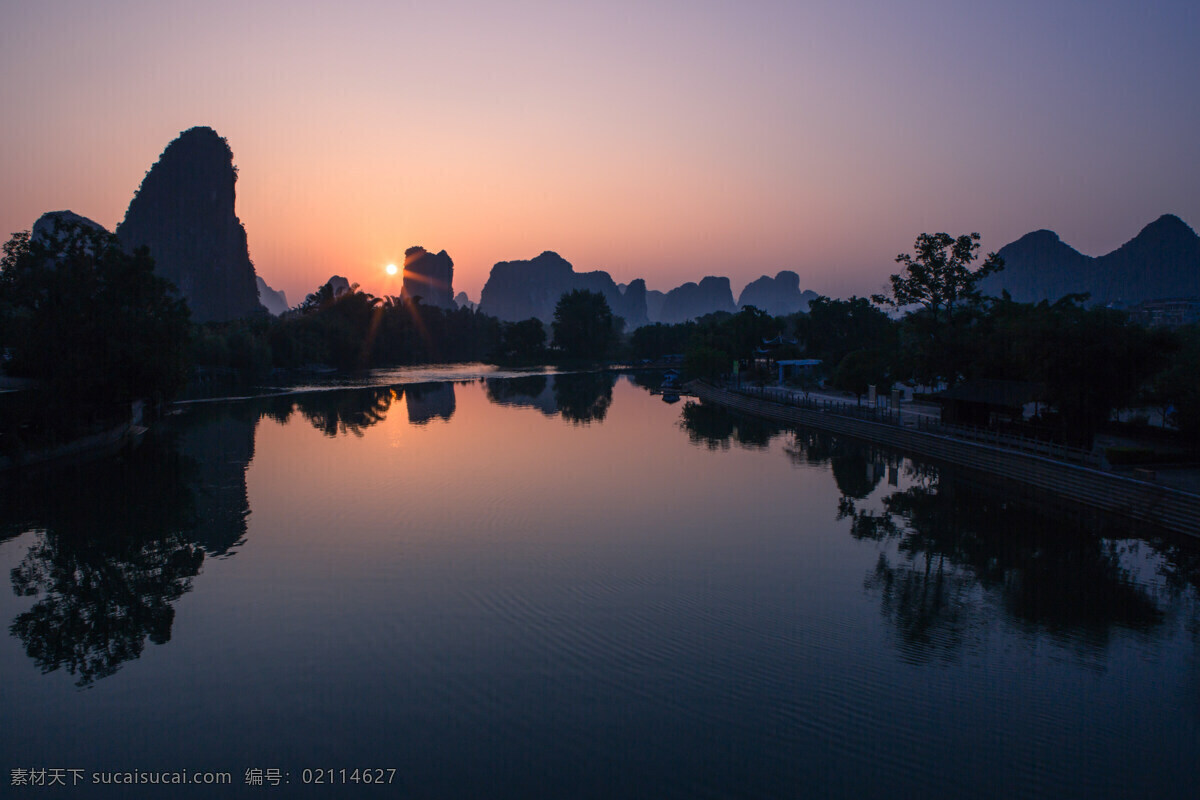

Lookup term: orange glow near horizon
[1,2,1196,309]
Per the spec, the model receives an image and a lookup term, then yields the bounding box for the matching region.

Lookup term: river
[1,371,1196,798]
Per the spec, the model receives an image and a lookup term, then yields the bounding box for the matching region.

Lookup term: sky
[2,0,1197,306]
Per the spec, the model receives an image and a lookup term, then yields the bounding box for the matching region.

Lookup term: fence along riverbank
[687,380,1200,537]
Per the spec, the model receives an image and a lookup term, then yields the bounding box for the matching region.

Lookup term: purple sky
[2,0,1196,304]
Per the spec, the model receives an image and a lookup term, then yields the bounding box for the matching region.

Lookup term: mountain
[31,210,108,257]
[32,210,106,242]
[478,252,648,326]
[256,276,289,315]
[454,292,477,311]
[116,126,264,322]
[658,277,736,324]
[981,215,1200,305]
[477,253,814,327]
[737,270,817,316]
[402,246,454,309]
[1093,215,1200,303]
[645,289,666,321]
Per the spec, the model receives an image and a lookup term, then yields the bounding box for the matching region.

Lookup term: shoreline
[688,380,1200,537]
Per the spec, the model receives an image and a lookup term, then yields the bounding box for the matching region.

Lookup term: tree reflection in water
[3,437,204,686]
[481,372,619,424]
[289,387,398,436]
[677,403,1184,663]
[3,405,260,686]
[679,401,782,450]
[484,374,550,411]
[553,372,617,424]
[841,466,1169,662]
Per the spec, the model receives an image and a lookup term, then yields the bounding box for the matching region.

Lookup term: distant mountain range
[980,214,1200,306]
[65,124,1192,328]
[256,276,289,315]
[478,254,816,326]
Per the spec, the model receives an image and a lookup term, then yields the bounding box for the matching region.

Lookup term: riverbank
[688,380,1200,537]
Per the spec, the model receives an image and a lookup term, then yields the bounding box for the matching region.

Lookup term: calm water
[1,371,1197,798]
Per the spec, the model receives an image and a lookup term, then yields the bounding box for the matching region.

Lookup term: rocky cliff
[737,270,817,316]
[658,276,737,324]
[116,126,264,322]
[402,246,455,308]
[32,210,108,249]
[479,251,647,326]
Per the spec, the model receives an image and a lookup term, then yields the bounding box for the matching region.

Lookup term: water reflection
[0,402,265,685]
[679,400,781,450]
[177,404,257,556]
[484,375,554,415]
[844,474,1166,660]
[786,430,886,499]
[3,438,204,686]
[265,387,397,437]
[483,372,617,424]
[4,378,1197,699]
[677,402,1184,662]
[404,382,456,424]
[554,372,616,424]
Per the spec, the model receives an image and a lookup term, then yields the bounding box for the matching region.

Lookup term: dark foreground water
[2,371,1198,798]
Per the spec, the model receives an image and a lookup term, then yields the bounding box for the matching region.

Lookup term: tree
[873,232,1004,324]
[0,222,191,416]
[872,232,1003,385]
[796,295,898,368]
[831,349,892,403]
[967,296,1173,445]
[1146,324,1200,437]
[552,289,616,360]
[498,318,547,361]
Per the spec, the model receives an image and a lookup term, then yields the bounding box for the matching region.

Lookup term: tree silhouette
[0,222,191,416]
[872,232,1002,385]
[4,436,204,686]
[552,290,616,360]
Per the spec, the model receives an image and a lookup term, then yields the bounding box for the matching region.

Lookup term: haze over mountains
[980,214,1200,306]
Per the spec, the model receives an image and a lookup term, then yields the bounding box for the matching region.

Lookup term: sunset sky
[2,0,1196,306]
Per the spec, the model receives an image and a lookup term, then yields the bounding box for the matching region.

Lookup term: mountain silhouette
[478,251,648,326]
[737,270,817,316]
[256,276,289,315]
[402,246,455,309]
[981,214,1200,305]
[658,276,737,323]
[116,126,264,322]
[479,253,822,326]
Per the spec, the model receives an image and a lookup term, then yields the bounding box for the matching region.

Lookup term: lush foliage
[873,232,1003,385]
[193,283,503,373]
[872,232,1004,323]
[552,289,617,360]
[0,225,191,416]
[497,318,548,361]
[630,322,695,362]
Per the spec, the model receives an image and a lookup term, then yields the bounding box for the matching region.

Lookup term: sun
[385,263,398,276]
